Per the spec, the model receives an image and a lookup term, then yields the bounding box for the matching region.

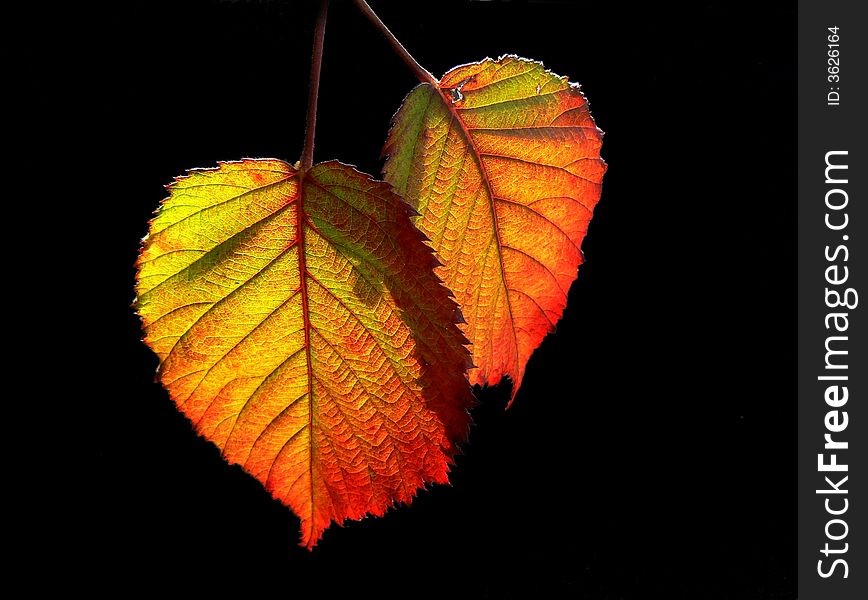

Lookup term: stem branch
[301,0,329,171]
[351,0,438,86]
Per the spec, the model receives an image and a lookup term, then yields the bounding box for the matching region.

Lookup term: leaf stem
[301,0,329,171]
[351,0,438,87]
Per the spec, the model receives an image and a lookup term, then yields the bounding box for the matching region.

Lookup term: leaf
[384,55,606,402]
[135,159,473,548]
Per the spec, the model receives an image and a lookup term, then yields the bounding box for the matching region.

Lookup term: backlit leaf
[136,159,473,548]
[384,55,606,402]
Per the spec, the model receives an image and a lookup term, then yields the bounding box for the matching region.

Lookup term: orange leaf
[136,159,473,548]
[384,55,606,402]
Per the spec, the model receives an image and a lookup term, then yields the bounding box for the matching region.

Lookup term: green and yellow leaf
[384,55,606,402]
[136,159,473,548]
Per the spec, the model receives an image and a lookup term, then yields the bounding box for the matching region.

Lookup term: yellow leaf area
[136,159,473,548]
[385,56,606,403]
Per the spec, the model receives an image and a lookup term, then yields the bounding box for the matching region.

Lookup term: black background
[72,0,795,597]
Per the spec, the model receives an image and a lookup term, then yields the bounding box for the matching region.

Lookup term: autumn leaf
[135,159,473,548]
[383,55,606,403]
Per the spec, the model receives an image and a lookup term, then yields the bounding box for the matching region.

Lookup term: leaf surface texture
[136,159,473,548]
[384,56,606,401]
